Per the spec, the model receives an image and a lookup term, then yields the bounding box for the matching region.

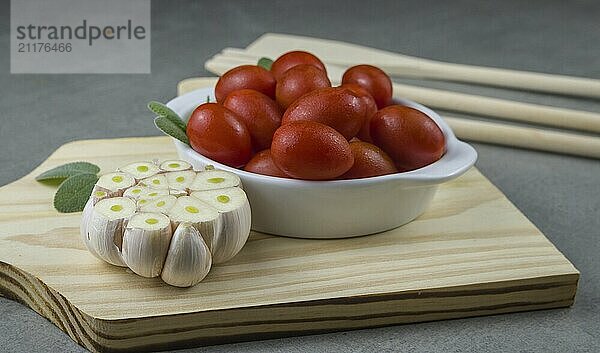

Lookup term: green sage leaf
[154,116,189,145]
[36,162,100,182]
[53,173,99,213]
[257,57,273,70]
[147,101,187,131]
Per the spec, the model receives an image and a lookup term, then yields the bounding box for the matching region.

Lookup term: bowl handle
[397,140,478,186]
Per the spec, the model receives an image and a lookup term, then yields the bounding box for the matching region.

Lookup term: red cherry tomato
[186,103,252,168]
[244,149,289,177]
[271,50,327,81]
[215,65,276,102]
[339,141,398,179]
[276,64,331,109]
[271,121,354,180]
[340,83,378,142]
[222,89,282,151]
[370,105,445,171]
[281,87,366,140]
[342,65,393,109]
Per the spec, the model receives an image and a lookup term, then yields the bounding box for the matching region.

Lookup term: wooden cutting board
[0,80,579,353]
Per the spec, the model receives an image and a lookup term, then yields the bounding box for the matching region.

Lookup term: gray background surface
[1,0,599,352]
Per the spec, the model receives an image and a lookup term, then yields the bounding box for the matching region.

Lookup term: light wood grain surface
[0,134,579,352]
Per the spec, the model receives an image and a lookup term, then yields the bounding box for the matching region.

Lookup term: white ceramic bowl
[167,87,477,239]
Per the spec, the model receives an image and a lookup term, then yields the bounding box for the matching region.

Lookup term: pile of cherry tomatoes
[186,51,446,180]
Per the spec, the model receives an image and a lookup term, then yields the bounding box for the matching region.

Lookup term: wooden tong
[245,33,600,99]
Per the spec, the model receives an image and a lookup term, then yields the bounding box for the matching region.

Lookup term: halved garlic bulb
[80,160,251,287]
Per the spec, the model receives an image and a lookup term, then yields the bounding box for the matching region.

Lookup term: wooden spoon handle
[178,76,600,160]
[394,83,600,133]
[443,115,600,159]
[378,61,600,99]
[226,46,600,99]
[207,54,600,134]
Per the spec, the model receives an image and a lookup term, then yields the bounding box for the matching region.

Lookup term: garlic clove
[123,185,148,199]
[191,187,251,264]
[141,174,169,190]
[168,196,222,254]
[189,170,242,191]
[95,172,136,197]
[139,195,177,214]
[89,188,110,205]
[140,188,170,199]
[136,188,170,210]
[159,160,192,172]
[166,170,197,190]
[161,223,212,287]
[86,197,136,267]
[119,161,160,181]
[122,212,172,278]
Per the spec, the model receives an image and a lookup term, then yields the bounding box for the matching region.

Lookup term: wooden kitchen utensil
[245,33,600,99]
[203,56,600,159]
[213,49,600,134]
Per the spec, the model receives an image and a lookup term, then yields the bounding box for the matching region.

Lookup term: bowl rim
[167,86,477,187]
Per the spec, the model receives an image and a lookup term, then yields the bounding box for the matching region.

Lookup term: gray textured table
[1,0,599,352]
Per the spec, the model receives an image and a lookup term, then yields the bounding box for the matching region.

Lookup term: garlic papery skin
[122,212,172,278]
[85,197,136,267]
[119,161,160,181]
[168,196,222,254]
[161,223,212,287]
[189,170,242,191]
[191,187,251,264]
[95,172,136,197]
[141,174,169,190]
[80,198,100,259]
[169,189,188,197]
[159,160,192,172]
[166,170,196,190]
